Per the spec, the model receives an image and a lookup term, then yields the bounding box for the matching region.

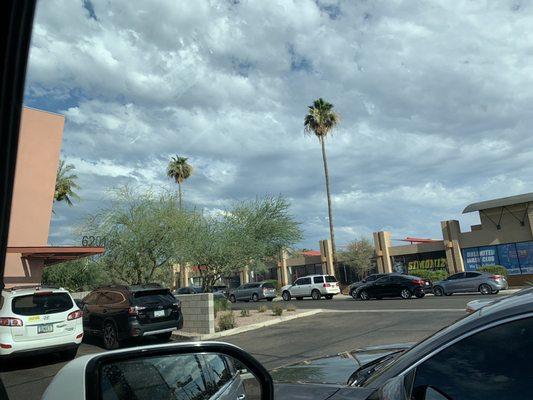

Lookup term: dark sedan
[353,274,431,300]
[348,274,388,299]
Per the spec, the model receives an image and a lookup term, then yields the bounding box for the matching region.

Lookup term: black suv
[79,284,183,349]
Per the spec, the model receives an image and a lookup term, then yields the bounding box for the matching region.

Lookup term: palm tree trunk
[178,182,182,210]
[319,136,337,263]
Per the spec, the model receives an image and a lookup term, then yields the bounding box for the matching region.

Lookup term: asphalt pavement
[0,292,507,400]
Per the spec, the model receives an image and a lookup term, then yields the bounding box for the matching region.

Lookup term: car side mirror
[42,342,274,400]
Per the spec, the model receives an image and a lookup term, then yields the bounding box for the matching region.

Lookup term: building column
[319,239,335,276]
[240,267,250,284]
[278,250,289,286]
[179,264,190,287]
[441,220,464,274]
[373,231,393,273]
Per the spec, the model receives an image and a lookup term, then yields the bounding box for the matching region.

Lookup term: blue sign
[516,242,533,274]
[478,246,499,266]
[462,248,481,271]
[497,244,522,275]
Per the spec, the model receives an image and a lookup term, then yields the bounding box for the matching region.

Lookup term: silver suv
[281,275,340,301]
[433,271,508,296]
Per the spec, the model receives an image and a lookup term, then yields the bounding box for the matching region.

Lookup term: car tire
[311,290,321,300]
[252,293,259,302]
[400,288,412,299]
[60,347,78,361]
[444,292,453,296]
[414,289,425,298]
[267,297,274,301]
[229,295,236,303]
[479,283,492,295]
[282,291,291,301]
[325,294,333,300]
[493,290,499,294]
[359,290,370,301]
[156,331,173,342]
[433,286,444,296]
[102,322,119,350]
[350,290,358,300]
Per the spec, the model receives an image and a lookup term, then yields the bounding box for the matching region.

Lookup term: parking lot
[0,292,507,400]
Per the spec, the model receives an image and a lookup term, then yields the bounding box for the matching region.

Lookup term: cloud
[24,0,533,249]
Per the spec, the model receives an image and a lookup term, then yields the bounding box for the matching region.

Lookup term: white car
[0,286,83,359]
[281,274,340,301]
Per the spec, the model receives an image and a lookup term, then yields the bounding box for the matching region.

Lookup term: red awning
[7,246,105,266]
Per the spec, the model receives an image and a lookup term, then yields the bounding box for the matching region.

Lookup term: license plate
[37,324,54,334]
[154,310,165,318]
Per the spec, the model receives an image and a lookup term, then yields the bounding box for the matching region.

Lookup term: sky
[24,0,533,250]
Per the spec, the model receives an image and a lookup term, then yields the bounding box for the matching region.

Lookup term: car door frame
[298,277,312,297]
[236,284,248,300]
[290,278,303,296]
[372,276,392,297]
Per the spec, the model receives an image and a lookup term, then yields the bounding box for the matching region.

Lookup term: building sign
[462,241,533,275]
[462,248,481,271]
[497,244,521,275]
[516,242,533,274]
[392,251,447,274]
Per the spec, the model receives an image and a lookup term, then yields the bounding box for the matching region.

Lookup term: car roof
[1,286,70,297]
[97,283,166,292]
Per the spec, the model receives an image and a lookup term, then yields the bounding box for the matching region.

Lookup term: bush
[42,259,105,292]
[214,298,230,317]
[409,269,449,282]
[257,305,268,313]
[263,279,281,290]
[478,265,509,279]
[240,309,250,317]
[272,304,283,316]
[218,312,236,331]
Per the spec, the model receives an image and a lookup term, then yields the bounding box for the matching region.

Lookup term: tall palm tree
[304,98,340,262]
[167,155,193,209]
[54,159,80,206]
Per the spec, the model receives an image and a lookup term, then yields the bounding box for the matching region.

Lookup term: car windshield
[133,290,175,306]
[12,293,73,316]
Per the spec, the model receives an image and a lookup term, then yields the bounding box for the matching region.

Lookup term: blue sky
[24,0,533,250]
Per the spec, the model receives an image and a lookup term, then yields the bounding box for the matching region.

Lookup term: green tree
[340,238,374,279]
[83,187,189,284]
[42,258,105,292]
[304,98,340,262]
[54,159,80,206]
[166,155,193,209]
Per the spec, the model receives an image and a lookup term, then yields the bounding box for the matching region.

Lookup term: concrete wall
[5,107,64,287]
[175,293,215,334]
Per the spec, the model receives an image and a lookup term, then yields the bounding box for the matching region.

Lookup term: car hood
[271,343,414,385]
[280,284,293,292]
[349,281,365,289]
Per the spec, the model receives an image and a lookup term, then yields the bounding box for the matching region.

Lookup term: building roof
[462,192,533,213]
[7,246,104,266]
[301,250,321,256]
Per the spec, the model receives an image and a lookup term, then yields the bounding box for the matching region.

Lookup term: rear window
[12,293,73,316]
[133,290,175,306]
[325,276,337,283]
[314,276,324,283]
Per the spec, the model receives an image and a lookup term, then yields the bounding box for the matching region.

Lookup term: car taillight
[0,317,23,327]
[490,275,502,281]
[172,301,181,310]
[412,279,424,285]
[128,306,146,315]
[67,310,83,320]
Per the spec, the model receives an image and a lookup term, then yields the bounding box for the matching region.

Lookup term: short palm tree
[54,160,80,206]
[304,98,340,262]
[167,155,193,209]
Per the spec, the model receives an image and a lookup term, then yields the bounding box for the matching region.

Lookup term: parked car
[353,274,431,300]
[281,275,340,301]
[228,282,276,302]
[79,284,183,349]
[174,285,226,299]
[0,286,83,359]
[432,271,508,296]
[348,274,388,299]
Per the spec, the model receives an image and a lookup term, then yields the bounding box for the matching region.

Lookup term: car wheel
[400,288,412,299]
[229,295,236,303]
[252,293,259,302]
[479,283,492,295]
[493,290,499,295]
[444,292,453,296]
[156,332,173,342]
[102,322,119,350]
[325,294,333,300]
[359,290,370,301]
[350,290,358,300]
[433,286,444,296]
[282,291,291,301]
[414,289,425,298]
[267,297,274,301]
[60,347,78,361]
[311,290,321,300]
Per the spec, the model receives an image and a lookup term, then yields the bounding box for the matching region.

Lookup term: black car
[348,274,388,299]
[353,274,431,300]
[79,284,183,349]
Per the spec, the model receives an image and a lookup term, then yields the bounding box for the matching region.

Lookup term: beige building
[4,107,103,288]
[374,193,533,286]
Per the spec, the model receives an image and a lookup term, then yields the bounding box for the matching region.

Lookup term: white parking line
[322,308,464,313]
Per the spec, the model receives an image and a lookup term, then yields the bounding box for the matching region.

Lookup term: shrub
[257,305,268,313]
[272,304,283,316]
[409,269,448,282]
[478,265,509,279]
[218,312,236,331]
[240,309,250,317]
[286,306,296,312]
[214,298,230,317]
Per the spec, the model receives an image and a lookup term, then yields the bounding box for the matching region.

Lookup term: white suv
[281,275,340,301]
[0,286,83,359]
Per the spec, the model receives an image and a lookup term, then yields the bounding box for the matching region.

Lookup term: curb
[173,309,322,340]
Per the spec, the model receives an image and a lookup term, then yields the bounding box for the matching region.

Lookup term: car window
[250,283,261,288]
[176,287,189,294]
[203,354,233,392]
[375,276,390,284]
[366,275,378,281]
[447,273,464,280]
[96,291,115,306]
[325,276,337,283]
[103,291,125,305]
[465,272,481,278]
[314,276,324,284]
[301,277,311,285]
[12,292,73,316]
[133,290,175,306]
[262,283,275,289]
[83,292,100,304]
[410,317,533,400]
[293,279,302,286]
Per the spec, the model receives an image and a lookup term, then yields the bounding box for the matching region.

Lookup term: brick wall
[175,293,215,334]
